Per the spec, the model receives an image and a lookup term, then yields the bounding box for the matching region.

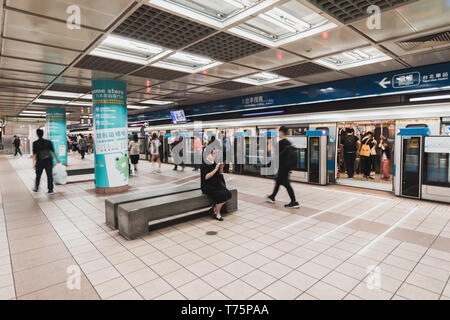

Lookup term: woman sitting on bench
[201,148,232,221]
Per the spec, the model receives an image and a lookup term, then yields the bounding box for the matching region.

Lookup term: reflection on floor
[0,153,449,300]
[337,173,393,192]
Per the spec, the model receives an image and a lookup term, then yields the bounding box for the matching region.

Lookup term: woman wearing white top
[128,134,140,174]
[370,137,377,176]
[149,133,162,173]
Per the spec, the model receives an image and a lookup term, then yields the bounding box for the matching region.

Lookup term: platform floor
[0,153,449,300]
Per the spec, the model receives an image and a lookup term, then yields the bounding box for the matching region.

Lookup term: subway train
[130,102,450,203]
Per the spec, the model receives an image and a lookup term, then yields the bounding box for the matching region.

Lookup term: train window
[406,124,429,128]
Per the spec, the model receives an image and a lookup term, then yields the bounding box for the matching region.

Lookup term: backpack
[285,145,298,169]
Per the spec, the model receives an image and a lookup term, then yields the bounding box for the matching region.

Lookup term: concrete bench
[67,166,95,176]
[118,189,238,240]
[105,183,200,229]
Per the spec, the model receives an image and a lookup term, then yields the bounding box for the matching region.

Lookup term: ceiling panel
[381,26,450,56]
[400,47,450,67]
[48,83,91,93]
[185,32,269,62]
[281,26,368,59]
[344,59,406,77]
[209,81,254,91]
[4,10,102,51]
[0,70,56,83]
[75,55,141,74]
[263,79,307,89]
[6,0,135,31]
[2,39,80,65]
[272,61,332,78]
[132,66,189,81]
[0,56,65,75]
[175,73,223,85]
[351,9,414,43]
[233,48,306,71]
[308,0,419,24]
[399,0,450,32]
[113,4,216,50]
[135,87,175,96]
[54,76,93,87]
[118,75,162,87]
[0,79,47,88]
[203,63,258,79]
[296,70,350,84]
[61,67,119,80]
[152,82,197,91]
[188,86,226,94]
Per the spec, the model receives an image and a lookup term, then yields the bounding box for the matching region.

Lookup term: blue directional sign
[129,62,450,123]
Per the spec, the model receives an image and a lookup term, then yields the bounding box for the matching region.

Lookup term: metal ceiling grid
[132,66,189,81]
[75,55,142,75]
[308,0,419,24]
[271,62,332,78]
[208,81,255,90]
[185,32,269,62]
[113,4,217,50]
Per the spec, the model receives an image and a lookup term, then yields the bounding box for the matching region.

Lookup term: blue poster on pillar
[92,79,128,188]
[46,107,67,165]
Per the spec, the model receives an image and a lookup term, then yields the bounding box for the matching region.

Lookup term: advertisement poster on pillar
[46,107,67,165]
[92,79,128,189]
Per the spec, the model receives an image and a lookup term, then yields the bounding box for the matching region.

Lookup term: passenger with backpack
[267,126,300,209]
[340,128,361,179]
[32,129,60,195]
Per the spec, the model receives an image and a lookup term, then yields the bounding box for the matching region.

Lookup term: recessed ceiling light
[90,35,173,65]
[314,47,392,70]
[149,0,279,28]
[153,52,222,73]
[21,110,46,114]
[233,72,288,85]
[140,99,174,105]
[228,1,336,47]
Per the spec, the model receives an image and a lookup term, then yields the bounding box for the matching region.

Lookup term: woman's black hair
[152,133,157,140]
[133,133,138,142]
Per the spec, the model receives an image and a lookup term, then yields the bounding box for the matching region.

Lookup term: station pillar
[92,79,129,194]
[46,107,68,165]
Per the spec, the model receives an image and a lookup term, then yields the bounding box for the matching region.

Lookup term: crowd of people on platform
[67,133,93,160]
[339,128,392,181]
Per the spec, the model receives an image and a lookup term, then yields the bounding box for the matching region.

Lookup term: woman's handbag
[360,139,371,157]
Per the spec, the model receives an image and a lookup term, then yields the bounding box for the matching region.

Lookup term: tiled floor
[0,152,449,300]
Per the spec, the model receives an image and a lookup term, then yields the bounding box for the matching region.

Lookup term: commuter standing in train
[360,132,377,180]
[266,126,300,209]
[379,135,391,181]
[340,128,361,179]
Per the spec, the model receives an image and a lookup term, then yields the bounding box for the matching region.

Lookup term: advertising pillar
[92,79,129,194]
[46,107,67,165]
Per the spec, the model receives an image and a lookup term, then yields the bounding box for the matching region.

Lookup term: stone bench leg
[224,189,238,213]
[118,210,149,240]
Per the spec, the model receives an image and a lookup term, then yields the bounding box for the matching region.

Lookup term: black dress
[201,162,232,204]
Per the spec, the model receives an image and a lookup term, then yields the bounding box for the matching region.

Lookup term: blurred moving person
[13,135,22,157]
[129,133,140,174]
[171,135,185,171]
[149,133,162,173]
[193,134,202,171]
[32,129,60,195]
[78,134,87,159]
[267,126,299,209]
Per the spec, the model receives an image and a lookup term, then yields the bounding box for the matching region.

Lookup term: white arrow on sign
[378,77,391,89]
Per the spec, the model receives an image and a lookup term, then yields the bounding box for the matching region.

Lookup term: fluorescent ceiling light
[22,110,46,114]
[128,105,149,109]
[67,101,92,106]
[90,35,173,65]
[258,13,297,33]
[410,94,450,102]
[153,52,222,73]
[35,99,67,105]
[43,90,85,99]
[140,99,173,105]
[20,113,45,117]
[233,72,288,85]
[314,47,392,70]
[223,0,246,8]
